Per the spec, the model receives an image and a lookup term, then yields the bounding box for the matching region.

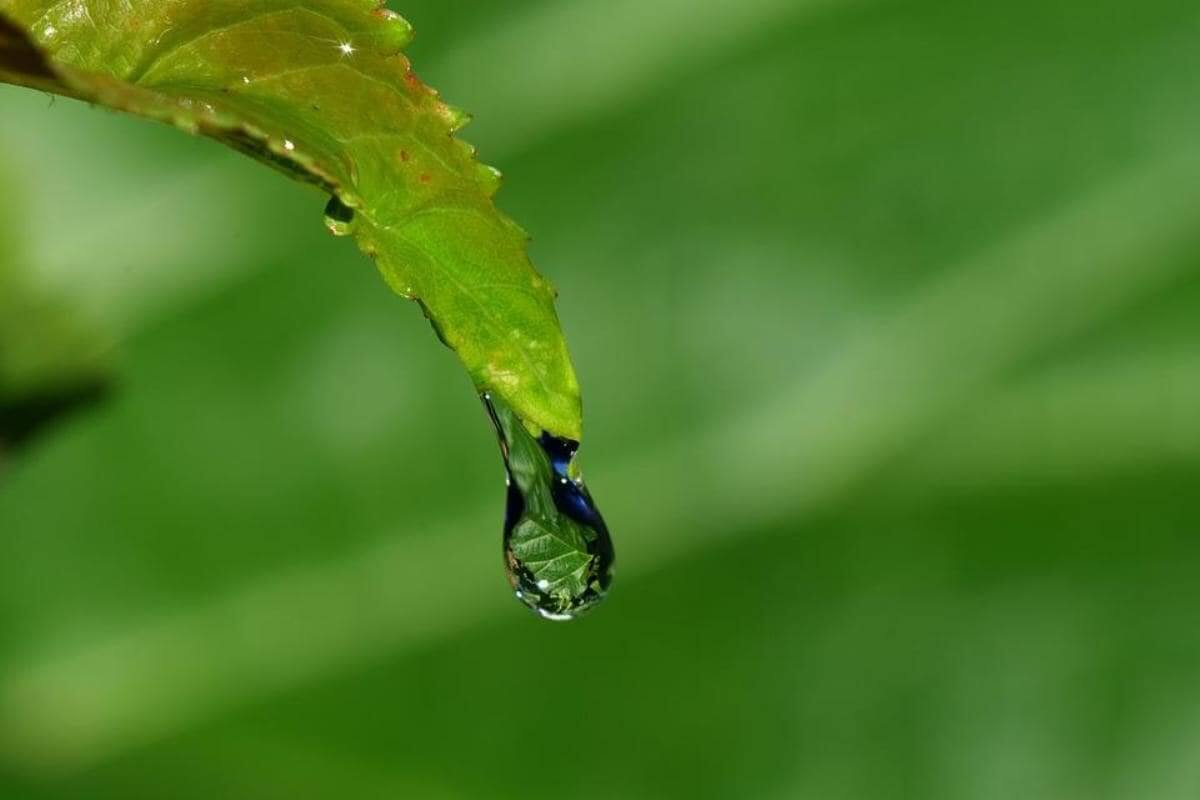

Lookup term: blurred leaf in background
[2,0,1200,798]
[0,157,108,457]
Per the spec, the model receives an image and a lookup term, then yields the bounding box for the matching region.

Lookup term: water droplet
[483,394,614,621]
[323,196,357,237]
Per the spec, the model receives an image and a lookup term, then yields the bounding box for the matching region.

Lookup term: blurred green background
[3,0,1200,797]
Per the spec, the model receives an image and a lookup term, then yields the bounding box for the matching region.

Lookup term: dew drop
[483,394,614,621]
[323,195,357,237]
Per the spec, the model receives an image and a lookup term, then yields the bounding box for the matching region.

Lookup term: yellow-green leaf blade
[0,0,583,439]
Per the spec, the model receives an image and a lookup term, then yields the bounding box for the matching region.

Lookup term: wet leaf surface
[0,0,582,438]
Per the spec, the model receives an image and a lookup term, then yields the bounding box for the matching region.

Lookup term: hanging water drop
[483,393,614,621]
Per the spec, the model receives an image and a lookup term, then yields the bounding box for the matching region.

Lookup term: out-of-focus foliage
[1,0,1200,798]
[0,162,108,453]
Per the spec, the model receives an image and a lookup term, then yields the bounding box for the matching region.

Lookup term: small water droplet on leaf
[323,195,357,237]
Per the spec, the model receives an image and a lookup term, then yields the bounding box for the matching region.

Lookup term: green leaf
[5,0,1200,789]
[0,0,582,440]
